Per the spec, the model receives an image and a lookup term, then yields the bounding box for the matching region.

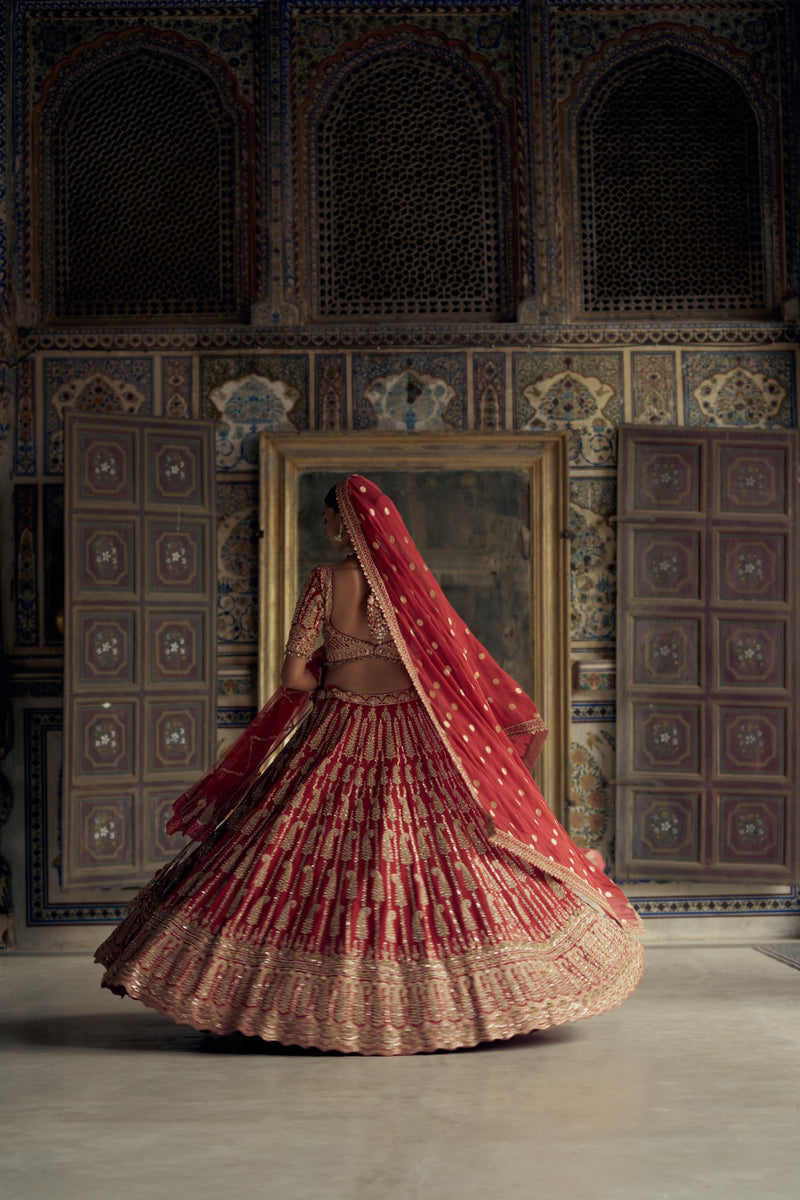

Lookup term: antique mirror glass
[259,433,570,816]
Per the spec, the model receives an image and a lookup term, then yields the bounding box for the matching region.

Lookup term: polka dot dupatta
[338,475,642,932]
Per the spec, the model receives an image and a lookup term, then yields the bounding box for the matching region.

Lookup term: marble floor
[1,945,799,1200]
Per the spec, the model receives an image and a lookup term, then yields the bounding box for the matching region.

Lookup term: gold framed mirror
[259,432,571,817]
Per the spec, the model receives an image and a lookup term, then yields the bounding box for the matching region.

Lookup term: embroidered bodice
[285,565,402,665]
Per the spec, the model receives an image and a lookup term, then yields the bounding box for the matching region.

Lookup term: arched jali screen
[36,31,253,323]
[568,41,778,319]
[305,38,515,321]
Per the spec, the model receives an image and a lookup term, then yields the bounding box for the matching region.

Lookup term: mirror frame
[259,432,571,817]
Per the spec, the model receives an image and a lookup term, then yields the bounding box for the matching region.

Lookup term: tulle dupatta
[166,649,325,843]
[338,475,642,932]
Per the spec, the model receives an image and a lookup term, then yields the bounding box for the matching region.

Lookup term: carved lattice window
[576,48,770,317]
[40,40,251,322]
[312,46,512,320]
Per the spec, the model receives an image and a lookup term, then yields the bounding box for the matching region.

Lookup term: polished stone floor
[2,945,799,1200]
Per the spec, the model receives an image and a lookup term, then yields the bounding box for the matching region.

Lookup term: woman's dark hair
[324,484,339,513]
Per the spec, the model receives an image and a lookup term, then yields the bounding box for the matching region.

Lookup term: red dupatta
[338,475,641,931]
[166,648,325,843]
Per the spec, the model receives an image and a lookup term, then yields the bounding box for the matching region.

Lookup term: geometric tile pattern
[62,413,216,890]
[616,428,797,883]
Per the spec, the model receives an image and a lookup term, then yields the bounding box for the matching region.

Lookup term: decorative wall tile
[44,357,153,474]
[635,891,800,919]
[632,352,677,424]
[42,484,64,645]
[15,360,35,474]
[569,478,616,643]
[216,706,257,728]
[315,355,346,430]
[216,480,259,645]
[571,700,616,723]
[567,727,615,856]
[27,11,258,106]
[210,375,298,464]
[14,484,38,646]
[549,5,783,105]
[0,369,9,459]
[218,663,258,700]
[572,660,616,695]
[292,7,518,104]
[684,352,795,428]
[352,354,466,430]
[514,352,622,467]
[202,355,309,469]
[161,357,192,419]
[473,353,506,429]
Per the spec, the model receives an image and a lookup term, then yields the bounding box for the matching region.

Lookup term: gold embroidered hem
[96,901,643,1056]
[96,686,643,1054]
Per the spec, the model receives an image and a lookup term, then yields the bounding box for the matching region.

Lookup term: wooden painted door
[62,413,217,889]
[616,427,798,882]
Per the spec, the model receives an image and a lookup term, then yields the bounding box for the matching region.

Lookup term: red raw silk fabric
[338,475,641,931]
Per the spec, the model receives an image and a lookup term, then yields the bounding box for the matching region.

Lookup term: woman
[96,475,643,1055]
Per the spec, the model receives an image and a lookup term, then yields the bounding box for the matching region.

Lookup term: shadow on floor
[0,1010,576,1056]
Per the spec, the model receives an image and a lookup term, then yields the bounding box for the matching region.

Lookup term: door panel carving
[617,428,797,881]
[63,414,216,889]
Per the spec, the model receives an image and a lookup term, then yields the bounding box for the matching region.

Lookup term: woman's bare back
[323,560,411,694]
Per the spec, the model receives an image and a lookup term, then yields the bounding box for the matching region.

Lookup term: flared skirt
[96,687,643,1055]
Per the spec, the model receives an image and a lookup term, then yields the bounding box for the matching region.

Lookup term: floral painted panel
[616,428,797,883]
[513,352,622,468]
[684,352,795,429]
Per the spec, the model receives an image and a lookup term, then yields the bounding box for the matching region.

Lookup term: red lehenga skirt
[96,686,643,1055]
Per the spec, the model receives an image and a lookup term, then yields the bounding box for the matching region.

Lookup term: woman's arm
[280,653,319,692]
[281,568,325,690]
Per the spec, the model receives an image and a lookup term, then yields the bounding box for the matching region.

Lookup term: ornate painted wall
[1,0,799,935]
